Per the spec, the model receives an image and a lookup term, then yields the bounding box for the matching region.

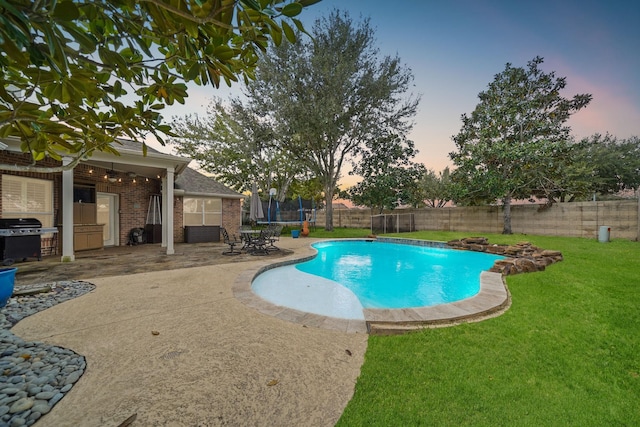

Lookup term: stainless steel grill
[0,218,58,265]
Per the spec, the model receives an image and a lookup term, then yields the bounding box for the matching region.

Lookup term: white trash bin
[598,226,611,243]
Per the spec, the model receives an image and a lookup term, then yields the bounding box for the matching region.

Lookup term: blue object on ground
[291,230,300,238]
[0,267,17,307]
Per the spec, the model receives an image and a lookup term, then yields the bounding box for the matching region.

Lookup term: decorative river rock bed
[447,237,564,275]
[0,281,94,426]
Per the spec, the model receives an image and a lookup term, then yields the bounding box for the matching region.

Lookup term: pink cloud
[564,76,640,140]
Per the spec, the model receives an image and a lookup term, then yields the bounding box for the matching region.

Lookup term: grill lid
[0,218,43,229]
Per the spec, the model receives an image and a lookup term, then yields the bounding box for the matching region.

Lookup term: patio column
[161,167,175,255]
[60,157,75,262]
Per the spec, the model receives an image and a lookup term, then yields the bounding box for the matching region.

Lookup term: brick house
[0,137,243,262]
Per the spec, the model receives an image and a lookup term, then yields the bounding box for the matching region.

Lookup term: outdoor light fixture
[106,163,118,183]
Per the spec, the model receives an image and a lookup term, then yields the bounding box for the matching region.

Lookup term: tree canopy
[449,56,591,233]
[573,134,640,196]
[251,10,420,230]
[419,167,452,208]
[344,131,425,212]
[170,97,304,197]
[172,9,419,229]
[0,0,318,172]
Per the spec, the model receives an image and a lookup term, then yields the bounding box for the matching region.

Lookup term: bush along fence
[319,198,640,241]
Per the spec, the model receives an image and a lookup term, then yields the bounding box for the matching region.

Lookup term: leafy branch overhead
[0,0,318,171]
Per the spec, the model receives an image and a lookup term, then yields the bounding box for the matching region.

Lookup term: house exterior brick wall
[0,152,62,220]
[0,153,182,247]
[74,163,162,245]
[221,198,241,237]
[2,144,243,258]
[174,195,184,243]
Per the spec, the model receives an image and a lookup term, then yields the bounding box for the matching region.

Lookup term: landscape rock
[447,237,563,276]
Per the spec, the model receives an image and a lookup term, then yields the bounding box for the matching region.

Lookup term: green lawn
[309,229,640,426]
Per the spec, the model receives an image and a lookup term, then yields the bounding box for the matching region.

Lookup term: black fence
[371,213,415,234]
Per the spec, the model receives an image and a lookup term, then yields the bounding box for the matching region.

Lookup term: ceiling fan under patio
[106,163,118,183]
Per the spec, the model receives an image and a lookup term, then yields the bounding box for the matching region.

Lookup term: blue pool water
[252,240,503,319]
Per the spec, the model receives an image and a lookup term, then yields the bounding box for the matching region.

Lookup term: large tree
[344,133,425,212]
[0,0,317,172]
[419,167,452,208]
[345,165,425,213]
[573,134,640,196]
[449,56,591,234]
[170,97,304,197]
[244,10,420,230]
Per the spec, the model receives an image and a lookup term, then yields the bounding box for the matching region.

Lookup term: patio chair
[265,224,283,251]
[239,225,253,251]
[221,228,241,255]
[245,229,269,256]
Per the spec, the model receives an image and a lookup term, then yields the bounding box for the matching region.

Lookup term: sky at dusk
[153,0,640,180]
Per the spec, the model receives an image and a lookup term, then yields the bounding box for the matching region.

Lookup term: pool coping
[232,238,511,335]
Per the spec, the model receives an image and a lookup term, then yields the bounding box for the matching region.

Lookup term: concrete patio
[10,237,369,426]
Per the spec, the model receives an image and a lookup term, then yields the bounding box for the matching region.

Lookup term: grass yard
[310,229,639,426]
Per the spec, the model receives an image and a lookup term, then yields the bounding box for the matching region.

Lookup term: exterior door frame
[97,192,119,247]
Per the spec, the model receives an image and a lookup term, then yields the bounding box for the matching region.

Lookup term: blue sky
[157,0,640,175]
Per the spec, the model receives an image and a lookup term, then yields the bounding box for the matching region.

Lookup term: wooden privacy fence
[317,199,640,241]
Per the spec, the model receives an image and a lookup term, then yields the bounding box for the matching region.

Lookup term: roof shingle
[175,167,243,198]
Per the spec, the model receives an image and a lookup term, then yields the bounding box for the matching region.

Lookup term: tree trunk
[324,186,334,231]
[502,194,513,234]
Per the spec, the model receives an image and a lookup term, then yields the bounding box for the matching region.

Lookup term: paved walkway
[11,238,368,426]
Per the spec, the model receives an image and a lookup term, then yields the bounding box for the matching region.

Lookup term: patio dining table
[239,229,269,255]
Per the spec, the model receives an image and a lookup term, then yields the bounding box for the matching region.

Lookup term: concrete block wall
[318,199,639,240]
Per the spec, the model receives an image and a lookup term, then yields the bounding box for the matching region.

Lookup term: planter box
[184,226,220,243]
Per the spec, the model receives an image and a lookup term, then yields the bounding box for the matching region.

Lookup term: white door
[97,193,119,246]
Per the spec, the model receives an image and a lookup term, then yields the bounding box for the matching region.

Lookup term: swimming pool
[251,239,504,320]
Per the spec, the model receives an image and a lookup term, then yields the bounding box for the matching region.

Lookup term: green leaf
[213,45,236,61]
[59,21,98,53]
[185,62,201,80]
[282,21,296,43]
[281,3,302,17]
[241,0,262,11]
[53,1,80,21]
[292,18,306,33]
[297,0,322,6]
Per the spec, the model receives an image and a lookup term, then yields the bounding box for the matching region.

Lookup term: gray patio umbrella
[249,182,264,222]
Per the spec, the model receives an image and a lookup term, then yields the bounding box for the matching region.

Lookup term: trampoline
[256,195,317,227]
